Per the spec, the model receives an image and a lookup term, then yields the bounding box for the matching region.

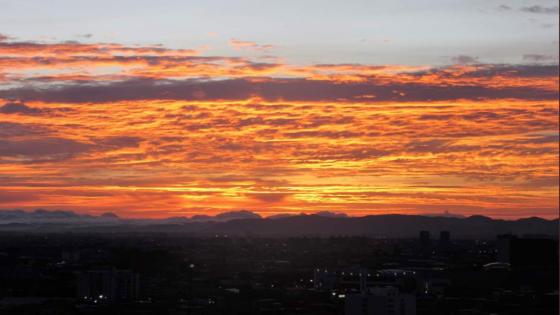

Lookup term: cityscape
[0,212,558,314]
[0,1,558,314]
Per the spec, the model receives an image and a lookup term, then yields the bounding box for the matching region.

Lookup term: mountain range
[0,209,557,238]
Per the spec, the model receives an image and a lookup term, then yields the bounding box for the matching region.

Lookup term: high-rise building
[439,231,450,243]
[496,235,558,269]
[77,269,139,302]
[419,231,431,248]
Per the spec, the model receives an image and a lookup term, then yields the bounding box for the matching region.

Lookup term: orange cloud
[229,38,274,52]
[0,37,558,219]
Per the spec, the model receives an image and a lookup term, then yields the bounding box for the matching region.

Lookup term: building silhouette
[439,231,450,243]
[77,269,139,302]
[497,235,558,269]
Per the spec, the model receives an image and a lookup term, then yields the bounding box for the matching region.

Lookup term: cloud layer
[0,37,558,218]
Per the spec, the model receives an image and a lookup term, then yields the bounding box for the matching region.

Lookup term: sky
[0,1,558,218]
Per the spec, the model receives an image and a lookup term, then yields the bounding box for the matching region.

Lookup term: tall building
[439,231,450,243]
[419,231,431,248]
[77,269,139,302]
[496,234,516,263]
[496,235,557,269]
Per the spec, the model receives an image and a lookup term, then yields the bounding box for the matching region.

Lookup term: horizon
[0,208,558,221]
[0,1,558,220]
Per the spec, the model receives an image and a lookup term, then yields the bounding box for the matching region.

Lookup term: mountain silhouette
[0,209,557,238]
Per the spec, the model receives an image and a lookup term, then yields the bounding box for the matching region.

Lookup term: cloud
[520,5,559,14]
[461,111,502,121]
[97,136,142,148]
[0,37,558,219]
[2,64,558,104]
[415,64,558,78]
[515,134,559,144]
[0,137,91,159]
[540,23,555,29]
[523,54,559,62]
[229,38,274,52]
[0,39,199,57]
[0,135,143,161]
[496,4,512,11]
[450,55,479,65]
[247,192,290,203]
[284,130,362,139]
[0,101,42,115]
[0,122,52,137]
[406,139,451,153]
[418,114,455,121]
[0,38,556,97]
[0,193,39,203]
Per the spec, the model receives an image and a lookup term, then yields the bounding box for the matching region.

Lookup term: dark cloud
[497,4,512,11]
[0,102,42,115]
[515,134,559,144]
[302,146,391,161]
[0,137,91,159]
[414,64,559,79]
[0,122,52,137]
[0,192,39,203]
[407,139,451,153]
[2,65,558,104]
[462,111,502,121]
[450,55,479,65]
[520,5,559,14]
[418,114,455,121]
[97,136,142,148]
[305,116,354,127]
[523,176,560,188]
[523,54,559,62]
[247,192,290,203]
[285,130,362,139]
[0,135,143,161]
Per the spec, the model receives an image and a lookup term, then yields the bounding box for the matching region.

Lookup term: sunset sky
[0,1,558,218]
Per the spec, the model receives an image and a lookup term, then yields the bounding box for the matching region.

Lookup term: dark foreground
[0,232,557,315]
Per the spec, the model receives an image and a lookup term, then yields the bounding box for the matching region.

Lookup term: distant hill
[0,209,557,238]
[202,214,558,238]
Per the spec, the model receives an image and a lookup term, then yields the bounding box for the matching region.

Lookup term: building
[314,266,373,291]
[419,231,431,253]
[345,287,416,315]
[496,235,558,269]
[439,231,450,243]
[419,231,430,243]
[496,234,516,263]
[77,269,139,302]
